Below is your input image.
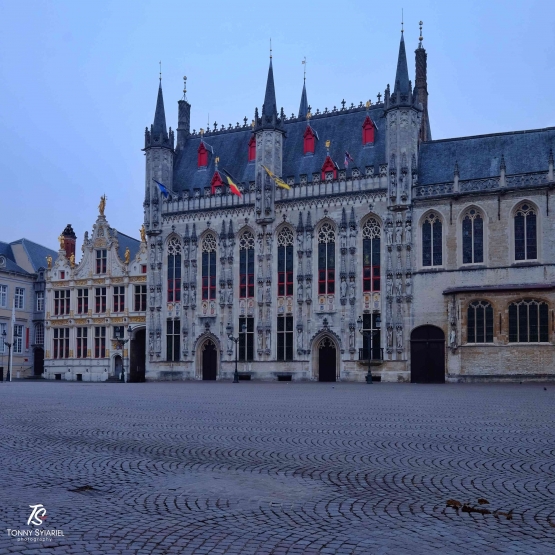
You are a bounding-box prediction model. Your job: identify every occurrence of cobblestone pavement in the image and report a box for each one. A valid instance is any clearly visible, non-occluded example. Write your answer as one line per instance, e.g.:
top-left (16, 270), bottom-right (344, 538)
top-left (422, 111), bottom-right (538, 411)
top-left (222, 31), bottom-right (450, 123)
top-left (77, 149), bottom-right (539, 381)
top-left (0, 382), bottom-right (554, 554)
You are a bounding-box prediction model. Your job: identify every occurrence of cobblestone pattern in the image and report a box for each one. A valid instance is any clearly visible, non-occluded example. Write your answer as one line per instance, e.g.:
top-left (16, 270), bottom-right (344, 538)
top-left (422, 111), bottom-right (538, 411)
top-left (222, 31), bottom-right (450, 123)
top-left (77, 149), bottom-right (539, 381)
top-left (0, 382), bottom-right (554, 554)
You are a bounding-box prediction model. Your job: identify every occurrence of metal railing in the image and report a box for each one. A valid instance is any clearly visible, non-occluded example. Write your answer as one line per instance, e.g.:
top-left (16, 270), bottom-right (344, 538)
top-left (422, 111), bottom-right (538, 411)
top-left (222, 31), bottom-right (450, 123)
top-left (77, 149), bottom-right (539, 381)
top-left (358, 347), bottom-right (384, 362)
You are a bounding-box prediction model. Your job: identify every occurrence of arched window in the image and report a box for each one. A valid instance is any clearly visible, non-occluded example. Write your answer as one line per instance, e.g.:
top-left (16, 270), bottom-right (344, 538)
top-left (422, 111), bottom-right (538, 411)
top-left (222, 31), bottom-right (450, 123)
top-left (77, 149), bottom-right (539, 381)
top-left (422, 213), bottom-right (442, 267)
top-left (198, 142), bottom-right (208, 168)
top-left (514, 203), bottom-right (537, 260)
top-left (467, 301), bottom-right (493, 343)
top-left (362, 116), bottom-right (375, 145)
top-left (167, 237), bottom-right (182, 302)
top-left (239, 231), bottom-right (255, 298)
top-left (201, 234), bottom-right (217, 300)
top-left (509, 299), bottom-right (549, 342)
top-left (462, 208), bottom-right (484, 264)
top-left (303, 126), bottom-right (315, 155)
top-left (362, 218), bottom-right (381, 292)
top-left (248, 136), bottom-right (256, 162)
top-left (277, 228), bottom-right (294, 296)
top-left (318, 223), bottom-right (336, 295)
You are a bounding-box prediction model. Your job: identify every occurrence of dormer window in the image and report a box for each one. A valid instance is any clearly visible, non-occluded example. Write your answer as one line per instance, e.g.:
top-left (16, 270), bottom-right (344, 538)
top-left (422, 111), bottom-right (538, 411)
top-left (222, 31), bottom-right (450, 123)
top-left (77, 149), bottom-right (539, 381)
top-left (198, 142), bottom-right (208, 168)
top-left (210, 171), bottom-right (223, 194)
top-left (303, 126), bottom-right (315, 155)
top-left (321, 156), bottom-right (337, 181)
top-left (248, 136), bottom-right (256, 162)
top-left (362, 116), bottom-right (375, 145)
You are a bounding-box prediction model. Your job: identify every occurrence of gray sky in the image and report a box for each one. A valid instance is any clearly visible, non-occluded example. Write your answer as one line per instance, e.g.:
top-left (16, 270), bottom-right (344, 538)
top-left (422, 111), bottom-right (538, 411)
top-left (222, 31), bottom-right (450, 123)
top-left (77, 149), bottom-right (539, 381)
top-left (1, 0), bottom-right (554, 254)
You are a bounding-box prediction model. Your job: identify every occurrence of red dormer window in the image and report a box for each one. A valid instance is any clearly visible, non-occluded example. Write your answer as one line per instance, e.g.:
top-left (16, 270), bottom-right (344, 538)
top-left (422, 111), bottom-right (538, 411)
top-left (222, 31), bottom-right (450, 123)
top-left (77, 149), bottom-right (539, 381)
top-left (248, 136), bottom-right (256, 162)
top-left (362, 116), bottom-right (375, 145)
top-left (321, 156), bottom-right (337, 181)
top-left (198, 142), bottom-right (208, 167)
top-left (210, 171), bottom-right (223, 194)
top-left (303, 126), bottom-right (315, 155)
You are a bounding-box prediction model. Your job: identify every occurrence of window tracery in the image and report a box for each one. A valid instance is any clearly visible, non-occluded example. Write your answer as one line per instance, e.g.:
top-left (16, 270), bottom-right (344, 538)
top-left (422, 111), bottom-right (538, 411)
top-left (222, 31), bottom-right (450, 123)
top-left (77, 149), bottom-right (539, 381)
top-left (362, 218), bottom-right (381, 292)
top-left (514, 203), bottom-right (537, 261)
top-left (467, 300), bottom-right (493, 343)
top-left (422, 212), bottom-right (442, 267)
top-left (508, 299), bottom-right (548, 342)
top-left (462, 208), bottom-right (484, 264)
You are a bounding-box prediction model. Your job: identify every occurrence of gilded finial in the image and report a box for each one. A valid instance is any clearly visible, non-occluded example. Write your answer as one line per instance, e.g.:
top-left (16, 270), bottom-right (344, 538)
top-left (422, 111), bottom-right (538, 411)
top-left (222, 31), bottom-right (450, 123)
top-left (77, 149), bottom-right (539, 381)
top-left (270, 38), bottom-right (272, 59)
top-left (58, 235), bottom-right (64, 250)
top-left (200, 128), bottom-right (204, 137)
top-left (419, 20), bottom-right (423, 43)
top-left (140, 225), bottom-right (146, 243)
top-left (124, 247), bottom-right (130, 265)
top-left (251, 119), bottom-right (255, 129)
top-left (215, 156), bottom-right (220, 167)
top-left (401, 8), bottom-right (404, 34)
top-left (306, 110), bottom-right (312, 121)
top-left (366, 100), bottom-right (371, 109)
top-left (98, 194), bottom-right (107, 216)
top-left (69, 253), bottom-right (75, 269)
top-left (159, 61), bottom-right (162, 83)
top-left (302, 57), bottom-right (306, 82)
top-left (46, 255), bottom-right (52, 269)
top-left (325, 140), bottom-right (330, 154)
top-left (183, 75), bottom-right (187, 99)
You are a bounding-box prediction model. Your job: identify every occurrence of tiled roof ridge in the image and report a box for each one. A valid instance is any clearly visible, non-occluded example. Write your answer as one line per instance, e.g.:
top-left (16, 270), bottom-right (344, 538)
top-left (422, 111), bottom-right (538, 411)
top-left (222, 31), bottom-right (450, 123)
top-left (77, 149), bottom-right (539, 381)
top-left (188, 103), bottom-right (385, 139)
top-left (425, 126), bottom-right (555, 145)
top-left (112, 230), bottom-right (141, 243)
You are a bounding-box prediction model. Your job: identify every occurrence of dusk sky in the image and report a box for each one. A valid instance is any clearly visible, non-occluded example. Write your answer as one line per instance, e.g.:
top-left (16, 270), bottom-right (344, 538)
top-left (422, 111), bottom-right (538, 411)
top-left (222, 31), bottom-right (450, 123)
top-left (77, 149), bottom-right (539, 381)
top-left (1, 0), bottom-right (554, 254)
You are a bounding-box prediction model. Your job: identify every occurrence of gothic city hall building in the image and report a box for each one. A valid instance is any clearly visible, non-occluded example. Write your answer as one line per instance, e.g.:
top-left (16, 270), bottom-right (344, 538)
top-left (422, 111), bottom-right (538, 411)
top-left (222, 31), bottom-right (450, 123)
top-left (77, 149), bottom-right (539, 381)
top-left (143, 31), bottom-right (555, 383)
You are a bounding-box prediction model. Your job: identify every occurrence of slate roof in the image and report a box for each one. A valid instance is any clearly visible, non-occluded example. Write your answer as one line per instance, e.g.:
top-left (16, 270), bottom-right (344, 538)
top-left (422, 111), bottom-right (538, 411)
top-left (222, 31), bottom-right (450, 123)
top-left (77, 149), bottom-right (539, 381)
top-left (0, 239), bottom-right (56, 275)
top-left (112, 232), bottom-right (141, 262)
top-left (419, 127), bottom-right (555, 185)
top-left (173, 106), bottom-right (386, 193)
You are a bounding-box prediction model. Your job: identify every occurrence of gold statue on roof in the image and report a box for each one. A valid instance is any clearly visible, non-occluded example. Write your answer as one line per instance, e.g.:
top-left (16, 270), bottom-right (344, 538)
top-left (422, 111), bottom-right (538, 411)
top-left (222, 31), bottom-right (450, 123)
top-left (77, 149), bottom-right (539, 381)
top-left (99, 195), bottom-right (107, 216)
top-left (124, 247), bottom-right (131, 264)
top-left (69, 253), bottom-right (75, 269)
top-left (58, 235), bottom-right (65, 250)
top-left (46, 255), bottom-right (52, 269)
top-left (140, 225), bottom-right (146, 243)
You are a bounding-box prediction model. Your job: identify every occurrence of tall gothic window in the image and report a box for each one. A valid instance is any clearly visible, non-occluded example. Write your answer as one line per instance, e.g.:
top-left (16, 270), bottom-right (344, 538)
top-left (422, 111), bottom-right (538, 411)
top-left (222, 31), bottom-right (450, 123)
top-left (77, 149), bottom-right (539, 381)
top-left (514, 204), bottom-right (537, 261)
top-left (277, 228), bottom-right (294, 296)
top-left (166, 319), bottom-right (180, 361)
top-left (239, 316), bottom-right (254, 361)
top-left (509, 299), bottom-right (548, 343)
top-left (362, 218), bottom-right (381, 292)
top-left (167, 237), bottom-right (182, 303)
top-left (467, 301), bottom-right (493, 343)
top-left (202, 234), bottom-right (217, 300)
top-left (422, 213), bottom-right (442, 267)
top-left (239, 231), bottom-right (255, 298)
top-left (318, 223), bottom-right (336, 294)
top-left (462, 209), bottom-right (484, 264)
top-left (34, 323), bottom-right (44, 346)
top-left (277, 315), bottom-right (294, 361)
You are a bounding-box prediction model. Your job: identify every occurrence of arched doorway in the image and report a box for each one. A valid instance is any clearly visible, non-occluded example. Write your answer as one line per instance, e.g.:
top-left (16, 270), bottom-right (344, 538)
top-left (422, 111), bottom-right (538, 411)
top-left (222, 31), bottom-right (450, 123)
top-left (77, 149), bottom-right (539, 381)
top-left (33, 348), bottom-right (44, 376)
top-left (202, 340), bottom-right (217, 381)
top-left (410, 326), bottom-right (445, 383)
top-left (114, 355), bottom-right (123, 380)
top-left (318, 337), bottom-right (337, 382)
top-left (129, 329), bottom-right (146, 382)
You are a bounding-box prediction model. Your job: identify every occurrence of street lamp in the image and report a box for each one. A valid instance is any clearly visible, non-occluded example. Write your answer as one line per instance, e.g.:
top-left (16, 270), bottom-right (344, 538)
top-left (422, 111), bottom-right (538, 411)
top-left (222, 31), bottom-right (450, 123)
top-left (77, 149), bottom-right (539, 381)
top-left (357, 314), bottom-right (381, 384)
top-left (226, 322), bottom-right (246, 384)
top-left (1, 329), bottom-right (6, 382)
top-left (4, 337), bottom-right (12, 382)
top-left (112, 325), bottom-right (132, 382)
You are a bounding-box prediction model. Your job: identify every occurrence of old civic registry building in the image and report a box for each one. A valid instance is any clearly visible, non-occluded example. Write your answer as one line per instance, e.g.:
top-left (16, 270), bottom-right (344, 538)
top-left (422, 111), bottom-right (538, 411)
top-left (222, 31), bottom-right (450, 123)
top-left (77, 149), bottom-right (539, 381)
top-left (142, 28), bottom-right (555, 383)
top-left (44, 202), bottom-right (148, 382)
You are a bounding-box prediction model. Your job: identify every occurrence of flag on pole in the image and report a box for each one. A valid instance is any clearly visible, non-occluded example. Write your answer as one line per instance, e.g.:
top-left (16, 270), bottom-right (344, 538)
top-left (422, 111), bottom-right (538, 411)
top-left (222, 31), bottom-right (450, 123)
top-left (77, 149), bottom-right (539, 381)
top-left (221, 170), bottom-right (242, 197)
top-left (262, 165), bottom-right (290, 190)
top-left (344, 151), bottom-right (354, 168)
top-left (152, 178), bottom-right (170, 198)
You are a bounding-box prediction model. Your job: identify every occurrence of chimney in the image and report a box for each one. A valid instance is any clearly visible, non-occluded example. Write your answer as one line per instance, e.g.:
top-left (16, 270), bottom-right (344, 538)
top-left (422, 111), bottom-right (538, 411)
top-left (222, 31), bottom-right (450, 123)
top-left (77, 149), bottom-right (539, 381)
top-left (62, 224), bottom-right (77, 259)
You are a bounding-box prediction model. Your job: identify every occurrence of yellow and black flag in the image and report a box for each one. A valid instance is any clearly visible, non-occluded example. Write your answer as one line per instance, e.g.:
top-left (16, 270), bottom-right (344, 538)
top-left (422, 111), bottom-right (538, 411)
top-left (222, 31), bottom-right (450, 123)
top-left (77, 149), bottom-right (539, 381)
top-left (262, 165), bottom-right (290, 190)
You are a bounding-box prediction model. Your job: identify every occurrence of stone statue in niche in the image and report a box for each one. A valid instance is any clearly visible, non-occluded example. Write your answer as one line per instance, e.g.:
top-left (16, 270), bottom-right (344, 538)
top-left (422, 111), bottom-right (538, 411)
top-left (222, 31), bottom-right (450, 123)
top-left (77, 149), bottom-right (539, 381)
top-left (183, 242), bottom-right (189, 260)
top-left (297, 233), bottom-right (304, 251)
top-left (227, 335), bottom-right (234, 353)
top-left (395, 273), bottom-right (402, 296)
top-left (265, 189), bottom-right (272, 212)
top-left (265, 329), bottom-right (271, 350)
top-left (386, 275), bottom-right (393, 296)
top-left (227, 288), bottom-right (233, 305)
top-left (257, 331), bottom-right (263, 351)
top-left (190, 288), bottom-right (196, 306)
top-left (449, 328), bottom-right (457, 349)
top-left (386, 326), bottom-right (393, 347)
top-left (395, 326), bottom-right (403, 349)
top-left (386, 221), bottom-right (393, 246)
top-left (183, 289), bottom-right (189, 305)
top-left (219, 289), bottom-right (225, 305)
top-left (306, 280), bottom-right (312, 300)
top-left (395, 222), bottom-right (403, 245)
top-left (257, 286), bottom-right (264, 303)
top-left (349, 228), bottom-right (356, 249)
top-left (297, 328), bottom-right (303, 350)
top-left (340, 279), bottom-right (347, 299)
top-left (340, 228), bottom-right (347, 249)
top-left (405, 221), bottom-right (412, 244)
top-left (348, 280), bottom-right (355, 301)
top-left (297, 282), bottom-right (304, 302)
top-left (264, 284), bottom-right (270, 303)
top-left (191, 241), bottom-right (197, 261)
top-left (148, 334), bottom-right (154, 353)
top-left (349, 328), bottom-right (355, 348)
top-left (405, 276), bottom-right (412, 296)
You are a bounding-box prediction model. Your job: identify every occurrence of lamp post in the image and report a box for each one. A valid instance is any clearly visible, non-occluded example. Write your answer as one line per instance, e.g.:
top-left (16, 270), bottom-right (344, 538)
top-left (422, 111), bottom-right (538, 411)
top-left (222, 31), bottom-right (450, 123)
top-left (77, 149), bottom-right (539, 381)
top-left (5, 339), bottom-right (12, 383)
top-left (113, 325), bottom-right (132, 382)
top-left (357, 314), bottom-right (381, 384)
top-left (226, 322), bottom-right (246, 384)
top-left (1, 329), bottom-right (6, 382)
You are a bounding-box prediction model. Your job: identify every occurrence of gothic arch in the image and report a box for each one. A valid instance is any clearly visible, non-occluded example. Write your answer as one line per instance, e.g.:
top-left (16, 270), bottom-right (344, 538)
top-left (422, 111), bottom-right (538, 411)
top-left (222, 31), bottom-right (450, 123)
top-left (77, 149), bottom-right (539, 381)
top-left (510, 199), bottom-right (541, 261)
top-left (237, 224), bottom-right (256, 241)
top-left (165, 232), bottom-right (182, 247)
top-left (193, 331), bottom-right (222, 379)
top-left (198, 229), bottom-right (219, 247)
top-left (274, 222), bottom-right (295, 238)
top-left (315, 217), bottom-right (337, 235)
top-left (360, 212), bottom-right (383, 228)
top-left (457, 204), bottom-right (488, 266)
top-left (418, 210), bottom-right (445, 269)
top-left (309, 329), bottom-right (342, 381)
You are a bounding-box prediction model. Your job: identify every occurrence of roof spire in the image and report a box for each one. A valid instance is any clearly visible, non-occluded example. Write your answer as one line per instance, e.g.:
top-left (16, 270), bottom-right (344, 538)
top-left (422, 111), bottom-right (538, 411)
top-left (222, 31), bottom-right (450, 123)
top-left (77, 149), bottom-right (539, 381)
top-left (401, 8), bottom-right (404, 34)
top-left (151, 79), bottom-right (168, 141)
top-left (257, 53), bottom-right (282, 130)
top-left (418, 20), bottom-right (423, 47)
top-left (298, 58), bottom-right (309, 118)
top-left (393, 29), bottom-right (410, 94)
top-left (159, 60), bottom-right (162, 83)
